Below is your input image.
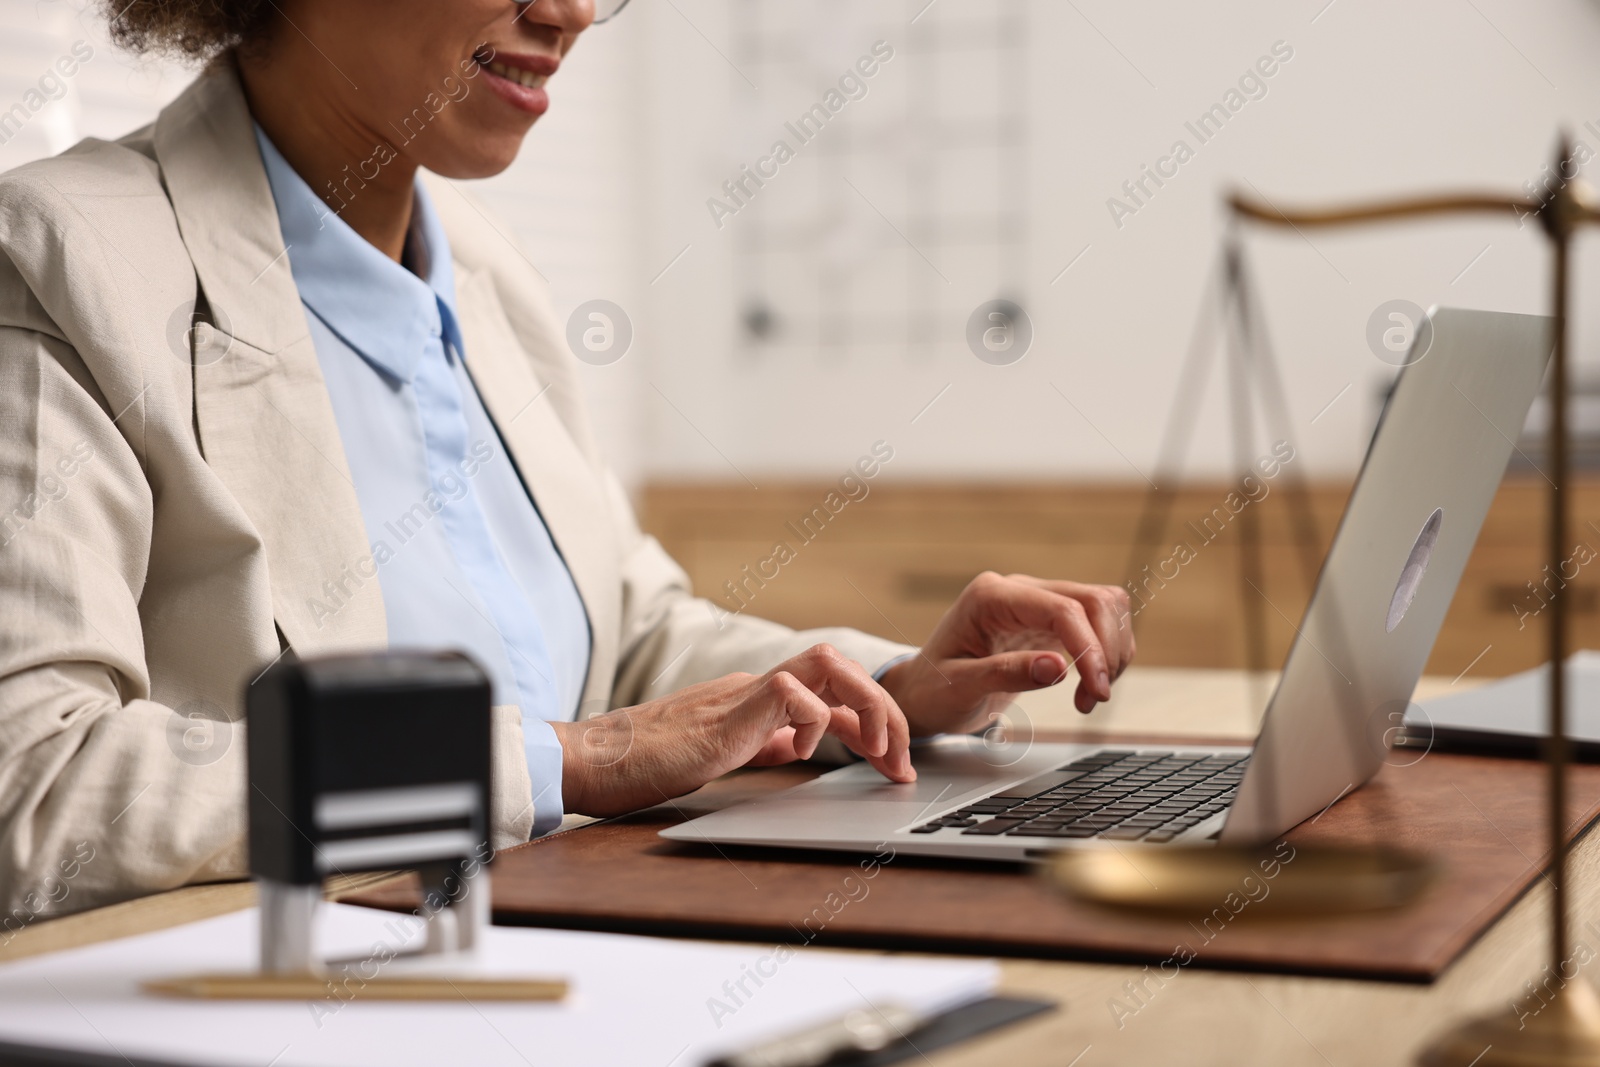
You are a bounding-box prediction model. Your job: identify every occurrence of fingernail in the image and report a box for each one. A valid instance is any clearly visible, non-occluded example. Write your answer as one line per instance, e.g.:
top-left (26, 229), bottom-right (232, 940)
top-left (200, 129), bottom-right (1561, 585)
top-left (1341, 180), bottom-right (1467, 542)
top-left (1031, 656), bottom-right (1061, 685)
top-left (1097, 671), bottom-right (1111, 698)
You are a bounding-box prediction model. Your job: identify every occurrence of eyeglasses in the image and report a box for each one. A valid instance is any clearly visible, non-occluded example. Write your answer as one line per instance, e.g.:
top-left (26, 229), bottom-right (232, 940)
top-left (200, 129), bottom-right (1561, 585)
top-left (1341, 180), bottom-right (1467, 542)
top-left (515, 0), bottom-right (633, 25)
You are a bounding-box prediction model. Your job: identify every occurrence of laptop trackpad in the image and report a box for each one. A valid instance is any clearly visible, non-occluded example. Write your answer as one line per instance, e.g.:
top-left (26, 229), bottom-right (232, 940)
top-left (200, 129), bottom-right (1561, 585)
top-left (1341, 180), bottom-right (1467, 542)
top-left (801, 738), bottom-right (1065, 800)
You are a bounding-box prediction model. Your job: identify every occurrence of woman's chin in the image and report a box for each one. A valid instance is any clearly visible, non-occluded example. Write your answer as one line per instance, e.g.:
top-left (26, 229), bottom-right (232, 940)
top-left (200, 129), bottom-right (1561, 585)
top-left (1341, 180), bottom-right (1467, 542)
top-left (416, 140), bottom-right (527, 181)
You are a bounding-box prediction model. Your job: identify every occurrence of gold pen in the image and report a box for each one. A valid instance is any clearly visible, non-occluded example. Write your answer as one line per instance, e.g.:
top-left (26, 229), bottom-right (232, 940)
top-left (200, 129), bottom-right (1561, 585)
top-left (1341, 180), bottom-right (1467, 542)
top-left (143, 972), bottom-right (568, 1001)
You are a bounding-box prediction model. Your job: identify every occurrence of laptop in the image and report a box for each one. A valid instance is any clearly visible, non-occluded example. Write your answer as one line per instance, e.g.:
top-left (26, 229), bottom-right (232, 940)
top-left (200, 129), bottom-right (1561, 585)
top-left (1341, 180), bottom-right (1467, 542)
top-left (662, 308), bottom-right (1553, 860)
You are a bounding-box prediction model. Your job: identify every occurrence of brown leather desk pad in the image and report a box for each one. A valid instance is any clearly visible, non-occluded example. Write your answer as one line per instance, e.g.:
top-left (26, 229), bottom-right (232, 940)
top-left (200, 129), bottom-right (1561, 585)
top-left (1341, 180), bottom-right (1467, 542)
top-left (348, 739), bottom-right (1600, 983)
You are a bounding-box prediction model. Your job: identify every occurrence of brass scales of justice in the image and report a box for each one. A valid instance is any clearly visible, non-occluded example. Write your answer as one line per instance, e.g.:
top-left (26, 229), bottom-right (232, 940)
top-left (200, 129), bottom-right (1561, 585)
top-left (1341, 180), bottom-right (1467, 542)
top-left (1046, 136), bottom-right (1600, 1066)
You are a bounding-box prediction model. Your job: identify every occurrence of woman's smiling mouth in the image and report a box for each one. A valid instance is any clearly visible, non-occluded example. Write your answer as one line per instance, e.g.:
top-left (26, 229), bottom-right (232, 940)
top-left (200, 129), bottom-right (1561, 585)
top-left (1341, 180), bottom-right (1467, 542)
top-left (484, 60), bottom-right (547, 89)
top-left (474, 47), bottom-right (558, 115)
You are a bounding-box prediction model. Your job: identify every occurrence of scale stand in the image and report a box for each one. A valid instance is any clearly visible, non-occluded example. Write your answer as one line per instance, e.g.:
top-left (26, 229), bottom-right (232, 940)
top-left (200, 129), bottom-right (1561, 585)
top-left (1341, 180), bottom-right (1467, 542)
top-left (1122, 232), bottom-right (1324, 699)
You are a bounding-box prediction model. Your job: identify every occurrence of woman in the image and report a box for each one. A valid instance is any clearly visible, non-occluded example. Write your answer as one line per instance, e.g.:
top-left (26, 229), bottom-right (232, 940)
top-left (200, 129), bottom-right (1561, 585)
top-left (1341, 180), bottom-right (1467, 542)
top-left (0, 0), bottom-right (1133, 916)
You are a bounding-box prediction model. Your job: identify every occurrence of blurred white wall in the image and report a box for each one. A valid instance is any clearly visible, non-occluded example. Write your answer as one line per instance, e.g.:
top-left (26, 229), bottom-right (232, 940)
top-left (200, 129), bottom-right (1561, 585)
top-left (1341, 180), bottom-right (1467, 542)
top-left (8, 0), bottom-right (1600, 488)
top-left (619, 0), bottom-right (1600, 486)
top-left (0, 0), bottom-right (187, 165)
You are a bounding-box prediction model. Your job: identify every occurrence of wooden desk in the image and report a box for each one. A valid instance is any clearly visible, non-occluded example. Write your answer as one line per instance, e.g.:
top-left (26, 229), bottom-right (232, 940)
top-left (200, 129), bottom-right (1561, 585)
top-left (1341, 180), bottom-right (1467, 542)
top-left (3, 668), bottom-right (1576, 1067)
top-left (642, 479), bottom-right (1600, 678)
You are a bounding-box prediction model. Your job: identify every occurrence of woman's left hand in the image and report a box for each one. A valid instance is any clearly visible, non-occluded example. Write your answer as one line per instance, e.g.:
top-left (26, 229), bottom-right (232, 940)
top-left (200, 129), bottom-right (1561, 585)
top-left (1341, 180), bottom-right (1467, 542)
top-left (877, 571), bottom-right (1135, 736)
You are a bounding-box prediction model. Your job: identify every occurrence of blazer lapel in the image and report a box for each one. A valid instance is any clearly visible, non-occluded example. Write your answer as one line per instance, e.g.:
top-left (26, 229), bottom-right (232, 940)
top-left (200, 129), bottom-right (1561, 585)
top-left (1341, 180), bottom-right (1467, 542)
top-left (449, 263), bottom-right (621, 710)
top-left (151, 63), bottom-right (386, 655)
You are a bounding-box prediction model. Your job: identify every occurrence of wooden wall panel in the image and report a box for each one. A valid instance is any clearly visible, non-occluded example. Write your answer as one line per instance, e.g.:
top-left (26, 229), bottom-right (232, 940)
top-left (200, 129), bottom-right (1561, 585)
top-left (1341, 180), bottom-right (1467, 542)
top-left (639, 479), bottom-right (1600, 680)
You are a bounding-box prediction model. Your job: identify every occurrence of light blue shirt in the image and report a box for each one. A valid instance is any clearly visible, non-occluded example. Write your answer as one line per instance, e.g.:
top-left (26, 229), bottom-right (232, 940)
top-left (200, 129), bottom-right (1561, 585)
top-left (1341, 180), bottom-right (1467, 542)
top-left (255, 128), bottom-right (590, 837)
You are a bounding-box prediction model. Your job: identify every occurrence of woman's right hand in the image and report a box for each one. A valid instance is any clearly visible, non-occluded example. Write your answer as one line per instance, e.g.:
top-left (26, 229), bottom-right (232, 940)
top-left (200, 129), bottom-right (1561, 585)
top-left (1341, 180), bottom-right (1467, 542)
top-left (550, 644), bottom-right (916, 818)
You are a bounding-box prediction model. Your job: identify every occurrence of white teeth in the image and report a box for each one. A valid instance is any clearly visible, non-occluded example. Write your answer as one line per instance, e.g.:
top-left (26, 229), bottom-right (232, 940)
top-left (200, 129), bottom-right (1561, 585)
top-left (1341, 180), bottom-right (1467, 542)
top-left (485, 61), bottom-right (546, 89)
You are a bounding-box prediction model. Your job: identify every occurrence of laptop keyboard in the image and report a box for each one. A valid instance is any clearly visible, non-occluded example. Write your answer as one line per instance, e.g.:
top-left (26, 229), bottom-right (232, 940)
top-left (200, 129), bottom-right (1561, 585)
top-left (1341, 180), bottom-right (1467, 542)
top-left (908, 750), bottom-right (1249, 844)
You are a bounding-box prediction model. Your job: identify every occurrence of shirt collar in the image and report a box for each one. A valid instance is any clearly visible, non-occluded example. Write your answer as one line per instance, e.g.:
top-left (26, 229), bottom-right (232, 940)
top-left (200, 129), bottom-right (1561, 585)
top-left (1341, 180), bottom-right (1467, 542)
top-left (253, 124), bottom-right (465, 382)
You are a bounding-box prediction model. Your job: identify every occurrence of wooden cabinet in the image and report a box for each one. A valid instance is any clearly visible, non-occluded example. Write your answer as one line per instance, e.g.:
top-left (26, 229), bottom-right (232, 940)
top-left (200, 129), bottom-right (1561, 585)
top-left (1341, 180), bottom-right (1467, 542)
top-left (639, 479), bottom-right (1600, 681)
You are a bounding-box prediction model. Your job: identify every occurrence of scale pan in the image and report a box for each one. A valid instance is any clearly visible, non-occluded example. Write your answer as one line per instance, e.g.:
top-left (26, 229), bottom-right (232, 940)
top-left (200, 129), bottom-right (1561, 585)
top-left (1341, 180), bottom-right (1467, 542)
top-left (1047, 844), bottom-right (1438, 916)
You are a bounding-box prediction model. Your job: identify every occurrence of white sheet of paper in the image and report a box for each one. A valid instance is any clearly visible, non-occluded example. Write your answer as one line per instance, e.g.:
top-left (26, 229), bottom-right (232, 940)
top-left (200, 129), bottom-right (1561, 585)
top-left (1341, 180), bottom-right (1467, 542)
top-left (0, 903), bottom-right (996, 1066)
top-left (1409, 650), bottom-right (1600, 739)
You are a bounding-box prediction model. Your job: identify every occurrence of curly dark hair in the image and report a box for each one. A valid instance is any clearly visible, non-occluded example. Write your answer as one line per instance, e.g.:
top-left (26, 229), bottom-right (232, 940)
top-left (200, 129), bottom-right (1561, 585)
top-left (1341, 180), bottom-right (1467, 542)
top-left (100, 0), bottom-right (274, 60)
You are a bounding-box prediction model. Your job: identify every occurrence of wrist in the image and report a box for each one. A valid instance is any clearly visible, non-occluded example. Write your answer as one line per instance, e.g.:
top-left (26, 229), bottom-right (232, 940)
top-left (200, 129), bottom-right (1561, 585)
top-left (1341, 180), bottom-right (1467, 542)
top-left (549, 720), bottom-right (594, 815)
top-left (877, 658), bottom-right (912, 700)
top-left (877, 657), bottom-right (934, 736)
top-left (552, 710), bottom-right (659, 818)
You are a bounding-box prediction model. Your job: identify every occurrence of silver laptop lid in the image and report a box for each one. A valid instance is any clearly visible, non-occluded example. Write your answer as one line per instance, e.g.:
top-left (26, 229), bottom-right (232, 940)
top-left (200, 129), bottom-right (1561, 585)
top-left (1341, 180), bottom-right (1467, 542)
top-left (1220, 307), bottom-right (1553, 843)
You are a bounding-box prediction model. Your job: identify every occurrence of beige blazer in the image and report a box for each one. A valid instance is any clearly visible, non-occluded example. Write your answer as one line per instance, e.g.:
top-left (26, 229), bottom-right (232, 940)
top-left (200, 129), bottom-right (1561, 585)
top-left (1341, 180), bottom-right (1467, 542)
top-left (0, 62), bottom-right (909, 917)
